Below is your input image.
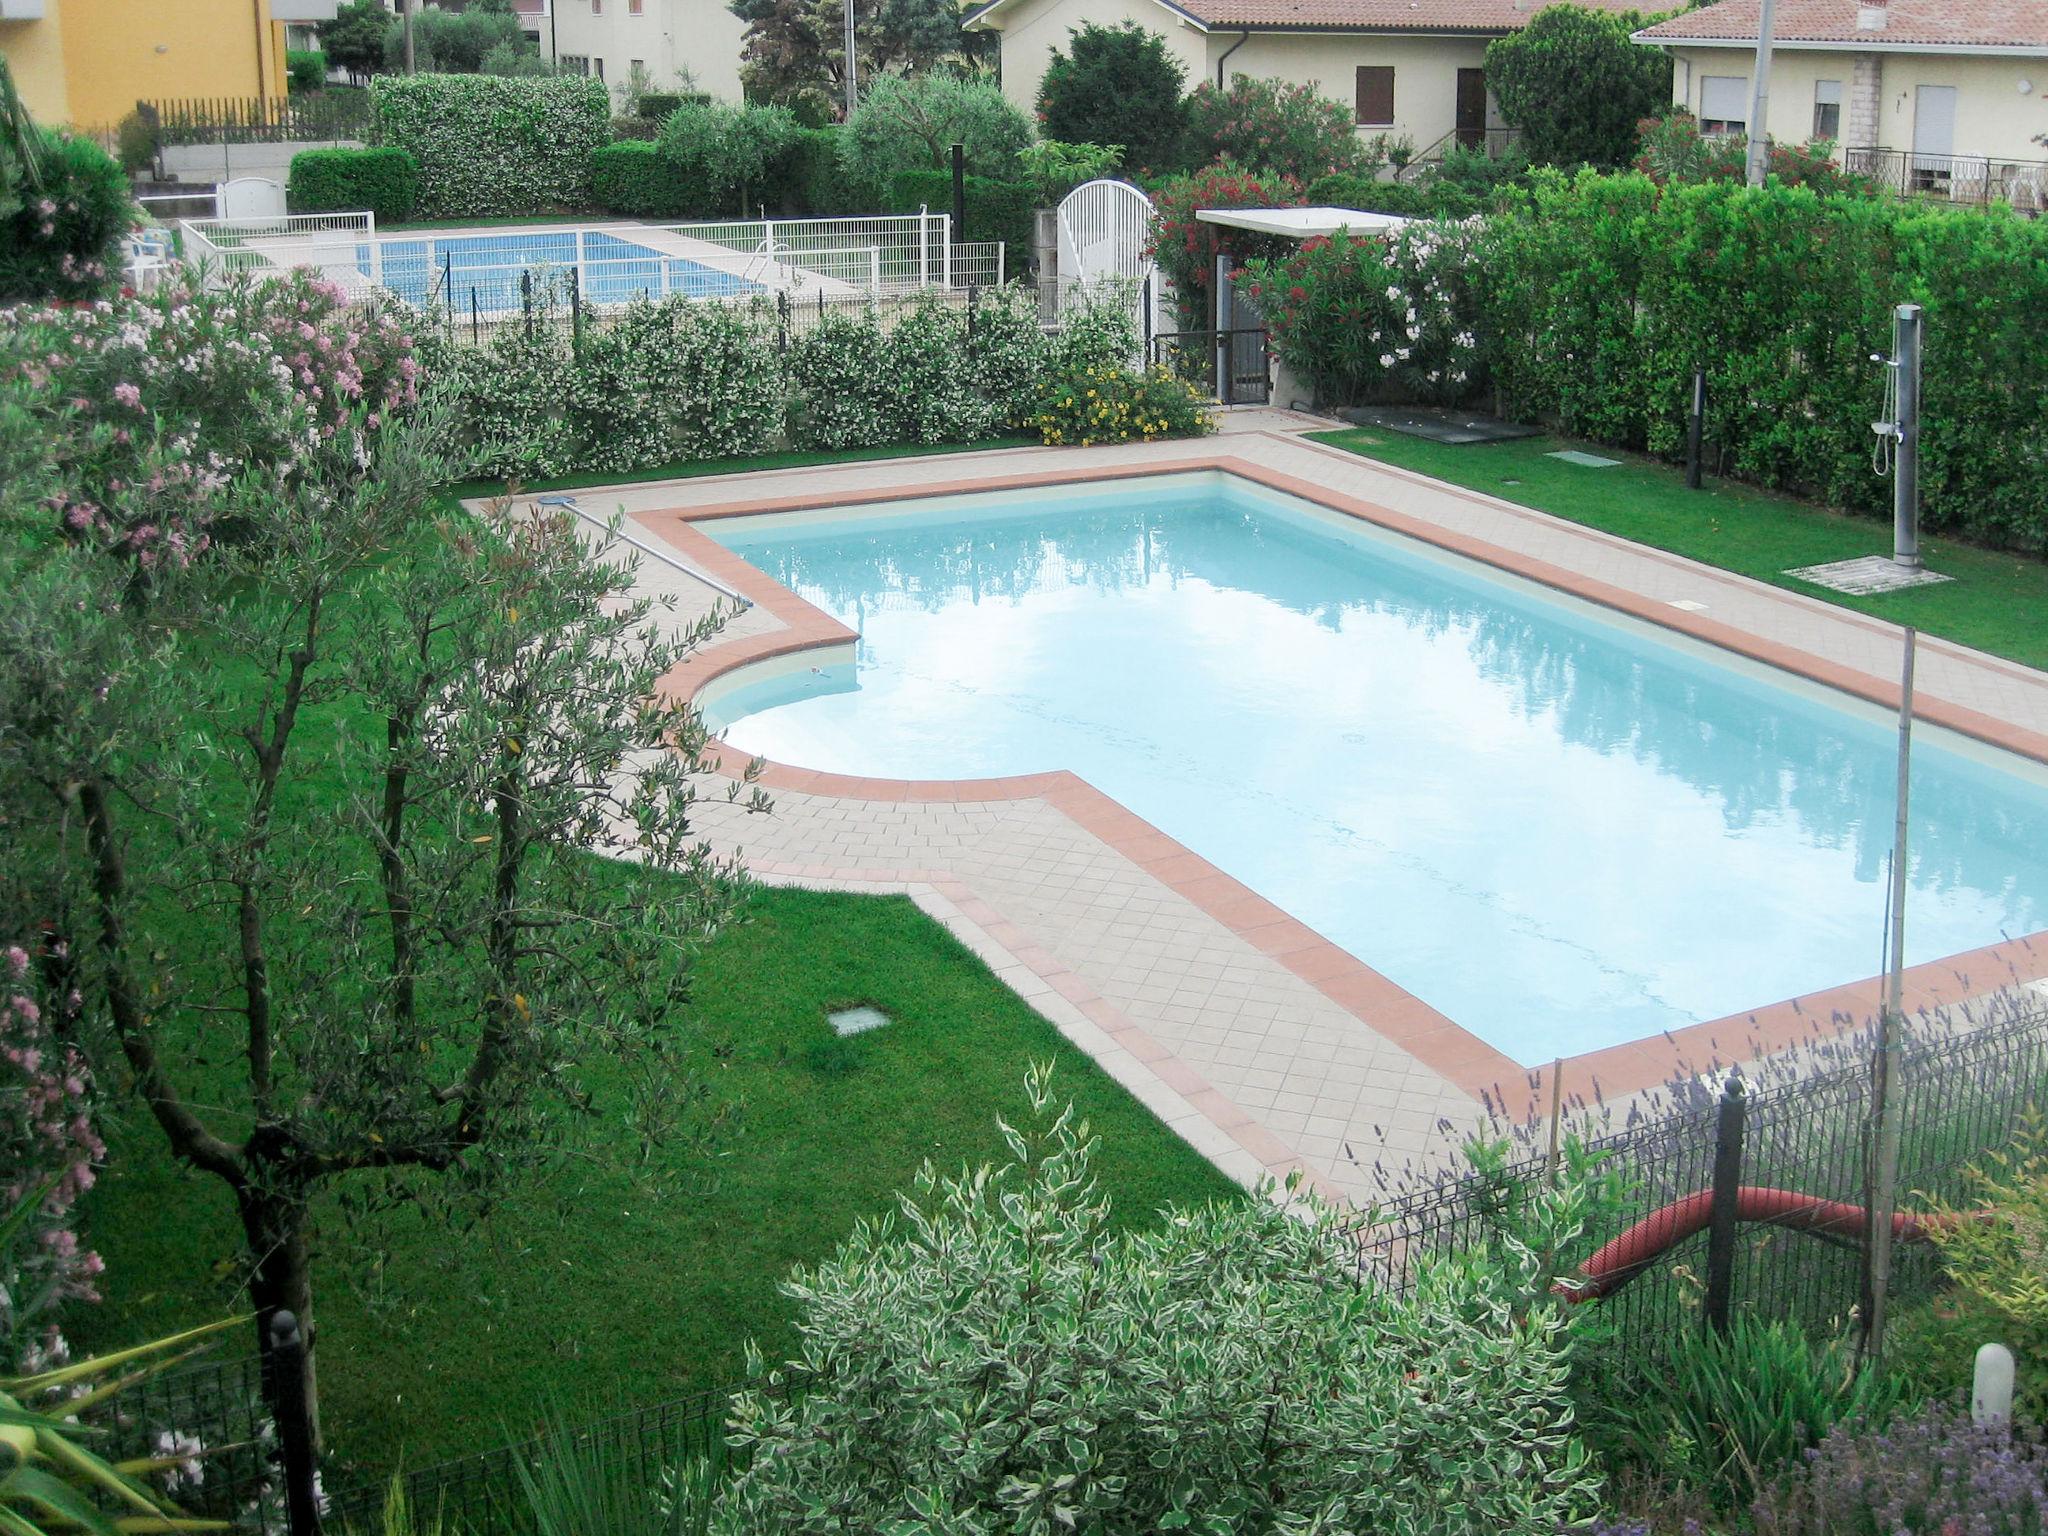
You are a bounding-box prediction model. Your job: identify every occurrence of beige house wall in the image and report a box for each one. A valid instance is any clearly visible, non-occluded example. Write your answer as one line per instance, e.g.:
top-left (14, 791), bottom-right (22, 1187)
top-left (549, 0), bottom-right (746, 103)
top-left (990, 0), bottom-right (1207, 117)
top-left (1664, 43), bottom-right (2048, 163)
top-left (1217, 31), bottom-right (1500, 152)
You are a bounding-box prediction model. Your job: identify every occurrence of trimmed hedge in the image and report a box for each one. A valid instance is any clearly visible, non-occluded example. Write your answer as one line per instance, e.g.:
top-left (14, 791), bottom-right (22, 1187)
top-left (589, 140), bottom-right (700, 218)
top-left (286, 49), bottom-right (327, 93)
top-left (371, 73), bottom-right (610, 218)
top-left (886, 170), bottom-right (1034, 269)
top-left (287, 146), bottom-right (420, 223)
top-left (762, 126), bottom-right (858, 215)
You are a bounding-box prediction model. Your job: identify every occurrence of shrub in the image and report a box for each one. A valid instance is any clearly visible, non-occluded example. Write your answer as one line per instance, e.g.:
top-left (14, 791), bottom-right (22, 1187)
top-left (114, 111), bottom-right (160, 173)
top-left (1586, 1318), bottom-right (1911, 1507)
top-left (1485, 4), bottom-right (1670, 169)
top-left (1635, 109), bottom-right (1876, 196)
top-left (658, 97), bottom-right (798, 218)
top-left (479, 39), bottom-right (553, 77)
top-left (1246, 219), bottom-right (1484, 407)
top-left (286, 48), bottom-right (327, 93)
top-left (1315, 144), bottom-right (1531, 219)
top-left (589, 139), bottom-right (697, 218)
top-left (883, 293), bottom-right (1001, 443)
top-left (1752, 1403), bottom-right (2048, 1535)
top-left (1037, 23), bottom-right (1189, 175)
top-left (842, 69), bottom-right (1033, 189)
top-left (608, 114), bottom-right (661, 142)
top-left (761, 125), bottom-right (851, 215)
top-left (372, 73), bottom-right (610, 218)
top-left (1016, 139), bottom-right (1123, 204)
top-left (287, 145), bottom-right (421, 222)
top-left (784, 307), bottom-right (896, 451)
top-left (638, 90), bottom-right (698, 121)
top-left (962, 283), bottom-right (1050, 428)
top-left (380, 1), bottom-right (533, 73)
top-left (1148, 160), bottom-right (1305, 325)
top-left (715, 1069), bottom-right (1603, 1532)
top-left (1031, 361), bottom-right (1213, 445)
top-left (885, 168), bottom-right (1033, 257)
top-left (0, 130), bottom-right (132, 303)
top-left (1185, 75), bottom-right (1361, 182)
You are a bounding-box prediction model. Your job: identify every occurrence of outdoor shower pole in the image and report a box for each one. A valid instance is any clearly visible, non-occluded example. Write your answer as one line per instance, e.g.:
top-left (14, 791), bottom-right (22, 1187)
top-left (1892, 303), bottom-right (1923, 570)
top-left (1865, 626), bottom-right (1917, 1368)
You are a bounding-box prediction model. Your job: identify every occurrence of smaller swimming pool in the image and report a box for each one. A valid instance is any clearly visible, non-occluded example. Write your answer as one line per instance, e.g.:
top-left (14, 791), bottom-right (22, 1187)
top-left (358, 229), bottom-right (760, 310)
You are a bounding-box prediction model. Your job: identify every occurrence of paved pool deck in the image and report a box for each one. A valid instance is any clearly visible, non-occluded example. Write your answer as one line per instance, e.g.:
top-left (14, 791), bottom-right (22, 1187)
top-left (480, 413), bottom-right (2048, 1203)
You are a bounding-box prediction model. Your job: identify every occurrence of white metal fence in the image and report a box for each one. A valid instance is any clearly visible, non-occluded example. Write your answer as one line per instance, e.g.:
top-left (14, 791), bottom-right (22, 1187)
top-left (177, 211), bottom-right (1005, 321)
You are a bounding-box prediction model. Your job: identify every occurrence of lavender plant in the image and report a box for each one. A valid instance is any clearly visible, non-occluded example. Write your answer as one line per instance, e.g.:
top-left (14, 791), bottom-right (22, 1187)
top-left (1753, 1402), bottom-right (2048, 1535)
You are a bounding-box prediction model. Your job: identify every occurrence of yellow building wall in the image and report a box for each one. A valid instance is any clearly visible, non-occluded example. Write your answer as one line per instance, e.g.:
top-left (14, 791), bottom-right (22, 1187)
top-left (988, 0), bottom-right (1208, 120)
top-left (1, 4), bottom-right (72, 124)
top-left (1, 0), bottom-right (290, 130)
top-left (1667, 44), bottom-right (2048, 164)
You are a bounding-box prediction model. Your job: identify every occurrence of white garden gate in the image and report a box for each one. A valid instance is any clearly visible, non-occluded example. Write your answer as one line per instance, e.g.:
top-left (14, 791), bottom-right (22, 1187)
top-left (1054, 178), bottom-right (1156, 289)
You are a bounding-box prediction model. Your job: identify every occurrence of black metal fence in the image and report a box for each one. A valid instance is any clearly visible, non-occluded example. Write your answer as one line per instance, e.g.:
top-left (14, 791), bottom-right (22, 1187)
top-left (1362, 994), bottom-right (2048, 1348)
top-left (140, 94), bottom-right (373, 147)
top-left (1843, 147), bottom-right (2048, 212)
top-left (92, 1344), bottom-right (282, 1528)
top-left (1150, 329), bottom-right (1271, 405)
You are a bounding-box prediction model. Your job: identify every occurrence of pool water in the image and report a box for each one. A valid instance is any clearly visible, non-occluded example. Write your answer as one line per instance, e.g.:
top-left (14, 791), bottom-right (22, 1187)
top-left (704, 473), bottom-right (2048, 1065)
top-left (358, 230), bottom-right (759, 309)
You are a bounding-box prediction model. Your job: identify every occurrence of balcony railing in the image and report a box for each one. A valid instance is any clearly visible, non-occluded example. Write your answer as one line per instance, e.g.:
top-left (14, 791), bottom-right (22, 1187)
top-left (1844, 146), bottom-right (2048, 211)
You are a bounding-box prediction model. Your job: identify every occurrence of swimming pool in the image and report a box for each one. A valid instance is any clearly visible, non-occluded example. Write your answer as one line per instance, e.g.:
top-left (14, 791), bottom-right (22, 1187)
top-left (701, 471), bottom-right (2048, 1066)
top-left (358, 229), bottom-right (759, 310)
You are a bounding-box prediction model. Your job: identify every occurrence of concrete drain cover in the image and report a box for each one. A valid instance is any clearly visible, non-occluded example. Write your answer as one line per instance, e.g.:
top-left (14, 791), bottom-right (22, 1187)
top-left (1546, 449), bottom-right (1623, 468)
top-left (827, 1006), bottom-right (892, 1037)
top-left (1785, 555), bottom-right (1952, 595)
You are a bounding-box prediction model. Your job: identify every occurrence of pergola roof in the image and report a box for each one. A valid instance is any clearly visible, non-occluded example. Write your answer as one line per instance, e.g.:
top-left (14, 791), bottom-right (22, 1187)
top-left (1193, 206), bottom-right (1412, 238)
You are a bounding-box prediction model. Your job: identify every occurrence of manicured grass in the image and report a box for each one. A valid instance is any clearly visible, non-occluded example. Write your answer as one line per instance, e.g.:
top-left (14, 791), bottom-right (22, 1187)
top-left (446, 436), bottom-right (1038, 503)
top-left (75, 887), bottom-right (1236, 1474)
top-left (1310, 429), bottom-right (2048, 671)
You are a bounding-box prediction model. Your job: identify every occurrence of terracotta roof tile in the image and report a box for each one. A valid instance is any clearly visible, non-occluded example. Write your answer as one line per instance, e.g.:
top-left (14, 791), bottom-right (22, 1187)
top-left (1634, 0), bottom-right (2048, 50)
top-left (1179, 0), bottom-right (1640, 27)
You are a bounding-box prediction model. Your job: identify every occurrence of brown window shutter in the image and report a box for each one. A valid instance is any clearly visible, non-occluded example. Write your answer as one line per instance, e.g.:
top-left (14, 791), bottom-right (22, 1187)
top-left (1355, 66), bottom-right (1394, 126)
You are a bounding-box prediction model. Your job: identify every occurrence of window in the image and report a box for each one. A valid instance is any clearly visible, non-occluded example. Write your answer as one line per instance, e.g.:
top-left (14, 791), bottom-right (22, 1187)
top-left (590, 0), bottom-right (601, 11)
top-left (630, 57), bottom-right (644, 71)
top-left (1700, 75), bottom-right (1749, 135)
top-left (1355, 66), bottom-right (1394, 127)
top-left (559, 53), bottom-right (589, 73)
top-left (1813, 79), bottom-right (1842, 139)
top-left (593, 55), bottom-right (604, 79)
top-left (629, 0), bottom-right (643, 12)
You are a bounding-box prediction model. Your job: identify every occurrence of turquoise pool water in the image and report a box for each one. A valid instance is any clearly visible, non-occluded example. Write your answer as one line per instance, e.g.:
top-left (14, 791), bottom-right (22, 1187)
top-left (704, 472), bottom-right (2048, 1065)
top-left (358, 230), bottom-right (758, 310)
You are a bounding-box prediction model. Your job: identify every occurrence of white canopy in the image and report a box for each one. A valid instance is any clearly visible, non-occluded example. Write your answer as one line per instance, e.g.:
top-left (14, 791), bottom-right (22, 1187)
top-left (1193, 206), bottom-right (1411, 239)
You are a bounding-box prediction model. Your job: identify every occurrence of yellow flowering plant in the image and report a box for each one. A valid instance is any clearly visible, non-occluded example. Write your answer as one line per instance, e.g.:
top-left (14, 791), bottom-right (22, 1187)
top-left (1029, 363), bottom-right (1216, 448)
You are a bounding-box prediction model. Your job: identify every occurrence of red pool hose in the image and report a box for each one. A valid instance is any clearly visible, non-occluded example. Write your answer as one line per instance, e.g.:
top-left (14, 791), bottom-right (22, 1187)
top-left (1559, 1186), bottom-right (1964, 1303)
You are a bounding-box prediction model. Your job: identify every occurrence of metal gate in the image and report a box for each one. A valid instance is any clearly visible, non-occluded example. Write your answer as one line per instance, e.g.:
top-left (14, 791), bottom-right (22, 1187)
top-left (1150, 328), bottom-right (1270, 405)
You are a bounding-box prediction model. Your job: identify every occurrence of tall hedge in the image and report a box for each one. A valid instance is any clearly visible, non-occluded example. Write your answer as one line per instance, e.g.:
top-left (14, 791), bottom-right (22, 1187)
top-left (886, 169), bottom-right (1034, 270)
top-left (589, 140), bottom-right (700, 219)
top-left (371, 73), bottom-right (609, 219)
top-left (287, 146), bottom-right (420, 222)
top-left (1479, 170), bottom-right (2048, 546)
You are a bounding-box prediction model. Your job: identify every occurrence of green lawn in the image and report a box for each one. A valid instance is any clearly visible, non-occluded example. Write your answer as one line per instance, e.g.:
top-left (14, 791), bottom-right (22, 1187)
top-left (1310, 429), bottom-right (2048, 671)
top-left (75, 888), bottom-right (1236, 1474)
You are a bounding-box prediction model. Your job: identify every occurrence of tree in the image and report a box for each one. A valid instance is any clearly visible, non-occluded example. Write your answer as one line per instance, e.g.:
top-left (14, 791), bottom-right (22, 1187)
top-left (730, 0), bottom-right (980, 120)
top-left (380, 2), bottom-right (536, 73)
top-left (842, 69), bottom-right (1031, 185)
top-left (716, 1069), bottom-right (1607, 1532)
top-left (1036, 22), bottom-right (1188, 174)
top-left (319, 0), bottom-right (390, 79)
top-left (1185, 75), bottom-right (1361, 182)
top-left (0, 285), bottom-right (763, 1442)
top-left (1485, 4), bottom-right (1670, 169)
top-left (660, 98), bottom-right (799, 214)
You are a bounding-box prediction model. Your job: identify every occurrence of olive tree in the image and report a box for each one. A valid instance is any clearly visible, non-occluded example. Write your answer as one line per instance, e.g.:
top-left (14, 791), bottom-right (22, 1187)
top-left (716, 1067), bottom-right (1607, 1532)
top-left (0, 395), bottom-right (764, 1441)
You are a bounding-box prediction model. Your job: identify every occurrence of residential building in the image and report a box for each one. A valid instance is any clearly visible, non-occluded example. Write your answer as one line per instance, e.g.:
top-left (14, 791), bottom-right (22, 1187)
top-left (1634, 0), bottom-right (2048, 204)
top-left (965, 0), bottom-right (1646, 161)
top-left (529, 0), bottom-right (745, 102)
top-left (0, 0), bottom-right (338, 127)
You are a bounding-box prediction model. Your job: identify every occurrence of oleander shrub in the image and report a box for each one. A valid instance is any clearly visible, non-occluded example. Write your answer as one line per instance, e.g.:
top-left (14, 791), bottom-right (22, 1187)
top-left (1245, 217), bottom-right (1484, 406)
top-left (1752, 1404), bottom-right (2048, 1535)
top-left (287, 145), bottom-right (421, 223)
top-left (1184, 75), bottom-right (1362, 183)
top-left (1030, 361), bottom-right (1212, 446)
top-left (0, 130), bottom-right (131, 303)
top-left (588, 139), bottom-right (697, 218)
top-left (1147, 161), bottom-right (1305, 327)
top-left (1634, 109), bottom-right (1876, 196)
top-left (715, 1069), bottom-right (1603, 1533)
top-left (287, 48), bottom-right (327, 92)
top-left (372, 73), bottom-right (611, 218)
top-left (885, 168), bottom-right (1033, 258)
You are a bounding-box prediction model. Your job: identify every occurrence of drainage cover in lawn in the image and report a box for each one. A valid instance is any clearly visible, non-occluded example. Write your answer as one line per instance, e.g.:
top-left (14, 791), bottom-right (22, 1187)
top-left (826, 1005), bottom-right (892, 1037)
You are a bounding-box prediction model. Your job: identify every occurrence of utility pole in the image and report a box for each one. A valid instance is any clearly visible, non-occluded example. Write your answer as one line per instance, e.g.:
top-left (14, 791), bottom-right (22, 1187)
top-left (1744, 0), bottom-right (1778, 186)
top-left (549, 0), bottom-right (559, 71)
top-left (402, 0), bottom-right (416, 75)
top-left (843, 0), bottom-right (858, 120)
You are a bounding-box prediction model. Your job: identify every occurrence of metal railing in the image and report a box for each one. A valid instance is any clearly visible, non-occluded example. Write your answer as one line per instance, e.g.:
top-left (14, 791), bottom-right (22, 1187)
top-left (177, 210), bottom-right (380, 292)
top-left (1844, 146), bottom-right (2048, 210)
top-left (1396, 126), bottom-right (1522, 182)
top-left (140, 93), bottom-right (373, 146)
top-left (1151, 327), bottom-right (1270, 405)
